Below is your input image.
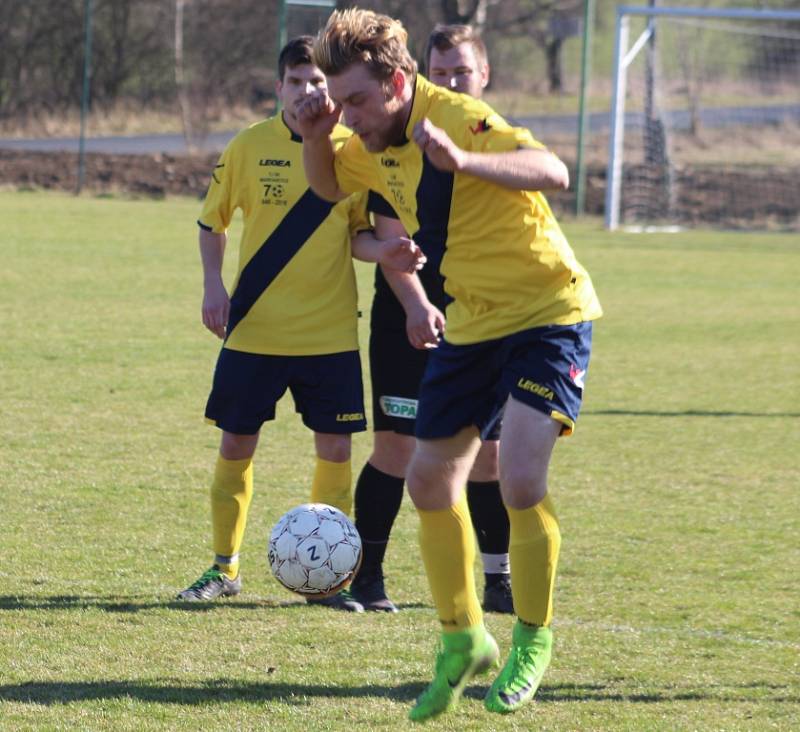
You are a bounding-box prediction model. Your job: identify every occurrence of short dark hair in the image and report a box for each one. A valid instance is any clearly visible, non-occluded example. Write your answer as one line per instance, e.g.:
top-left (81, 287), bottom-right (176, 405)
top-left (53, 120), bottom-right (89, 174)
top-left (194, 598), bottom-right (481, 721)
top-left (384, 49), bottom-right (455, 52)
top-left (278, 36), bottom-right (315, 82)
top-left (425, 24), bottom-right (488, 73)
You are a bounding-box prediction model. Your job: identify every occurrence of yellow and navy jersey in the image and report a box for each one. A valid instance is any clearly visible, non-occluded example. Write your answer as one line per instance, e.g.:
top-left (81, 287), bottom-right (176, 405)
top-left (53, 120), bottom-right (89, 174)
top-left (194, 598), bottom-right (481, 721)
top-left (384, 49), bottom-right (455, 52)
top-left (199, 115), bottom-right (369, 355)
top-left (334, 75), bottom-right (602, 345)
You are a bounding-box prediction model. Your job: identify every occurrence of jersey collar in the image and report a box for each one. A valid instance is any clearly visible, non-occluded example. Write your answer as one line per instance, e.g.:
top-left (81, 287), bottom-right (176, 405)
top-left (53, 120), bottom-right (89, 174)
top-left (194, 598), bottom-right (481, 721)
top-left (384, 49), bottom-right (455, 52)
top-left (280, 111), bottom-right (303, 142)
top-left (399, 74), bottom-right (433, 147)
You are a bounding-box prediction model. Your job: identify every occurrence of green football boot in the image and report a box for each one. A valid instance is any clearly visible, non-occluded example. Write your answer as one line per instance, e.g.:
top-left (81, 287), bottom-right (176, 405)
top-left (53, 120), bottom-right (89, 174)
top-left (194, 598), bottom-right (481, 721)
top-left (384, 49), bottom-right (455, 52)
top-left (485, 622), bottom-right (552, 713)
top-left (409, 626), bottom-right (500, 722)
top-left (176, 565), bottom-right (241, 601)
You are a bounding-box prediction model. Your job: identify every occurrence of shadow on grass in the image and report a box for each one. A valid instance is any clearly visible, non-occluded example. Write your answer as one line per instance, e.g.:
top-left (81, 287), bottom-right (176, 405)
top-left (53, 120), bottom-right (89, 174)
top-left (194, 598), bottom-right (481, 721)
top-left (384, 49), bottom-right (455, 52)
top-left (585, 409), bottom-right (800, 418)
top-left (1, 679), bottom-right (797, 706)
top-left (0, 595), bottom-right (430, 614)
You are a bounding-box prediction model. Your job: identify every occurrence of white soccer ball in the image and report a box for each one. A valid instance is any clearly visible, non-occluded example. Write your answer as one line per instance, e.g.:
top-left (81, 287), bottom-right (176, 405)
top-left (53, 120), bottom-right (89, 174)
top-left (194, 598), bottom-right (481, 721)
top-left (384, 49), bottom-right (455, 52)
top-left (268, 503), bottom-right (362, 597)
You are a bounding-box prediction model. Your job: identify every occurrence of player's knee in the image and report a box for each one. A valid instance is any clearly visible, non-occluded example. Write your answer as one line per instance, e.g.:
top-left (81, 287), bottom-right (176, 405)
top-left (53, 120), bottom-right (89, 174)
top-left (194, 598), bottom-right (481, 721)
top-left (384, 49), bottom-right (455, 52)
top-left (501, 465), bottom-right (548, 510)
top-left (219, 431), bottom-right (259, 460)
top-left (371, 432), bottom-right (415, 477)
top-left (469, 441), bottom-right (499, 481)
top-left (314, 433), bottom-right (351, 462)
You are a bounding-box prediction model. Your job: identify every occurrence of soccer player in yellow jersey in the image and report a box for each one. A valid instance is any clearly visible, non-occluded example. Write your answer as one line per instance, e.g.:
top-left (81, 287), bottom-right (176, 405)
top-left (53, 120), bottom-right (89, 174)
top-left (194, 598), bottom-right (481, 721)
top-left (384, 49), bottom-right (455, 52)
top-left (350, 25), bottom-right (514, 615)
top-left (297, 9), bottom-right (602, 718)
top-left (176, 37), bottom-right (424, 612)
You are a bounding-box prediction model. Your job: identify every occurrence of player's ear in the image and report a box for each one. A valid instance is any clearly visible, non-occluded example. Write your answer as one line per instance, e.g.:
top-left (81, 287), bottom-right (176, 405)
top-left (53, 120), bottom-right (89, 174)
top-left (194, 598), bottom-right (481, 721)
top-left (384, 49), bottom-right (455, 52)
top-left (389, 69), bottom-right (406, 99)
top-left (481, 63), bottom-right (490, 89)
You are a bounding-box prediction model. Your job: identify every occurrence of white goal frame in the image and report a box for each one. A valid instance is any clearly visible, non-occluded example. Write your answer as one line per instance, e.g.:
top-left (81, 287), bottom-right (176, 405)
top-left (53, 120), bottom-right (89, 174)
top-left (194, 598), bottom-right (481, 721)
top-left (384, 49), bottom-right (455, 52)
top-left (605, 5), bottom-right (800, 230)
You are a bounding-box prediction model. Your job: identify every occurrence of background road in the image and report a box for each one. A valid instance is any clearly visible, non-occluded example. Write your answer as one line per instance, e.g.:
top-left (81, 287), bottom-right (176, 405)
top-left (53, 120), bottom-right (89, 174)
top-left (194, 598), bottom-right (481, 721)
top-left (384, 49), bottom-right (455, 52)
top-left (1, 105), bottom-right (798, 156)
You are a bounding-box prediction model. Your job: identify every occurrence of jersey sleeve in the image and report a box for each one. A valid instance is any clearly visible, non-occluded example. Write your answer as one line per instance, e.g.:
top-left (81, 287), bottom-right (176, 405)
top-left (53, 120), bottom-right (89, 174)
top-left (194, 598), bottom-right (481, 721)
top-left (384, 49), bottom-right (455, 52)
top-left (333, 135), bottom-right (380, 195)
top-left (197, 141), bottom-right (238, 233)
top-left (367, 191), bottom-right (399, 219)
top-left (346, 191), bottom-right (372, 235)
top-left (463, 111), bottom-right (546, 154)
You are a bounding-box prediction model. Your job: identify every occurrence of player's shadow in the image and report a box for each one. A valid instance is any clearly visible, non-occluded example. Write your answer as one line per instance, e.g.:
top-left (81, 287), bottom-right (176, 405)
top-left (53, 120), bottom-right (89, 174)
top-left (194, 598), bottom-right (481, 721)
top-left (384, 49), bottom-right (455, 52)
top-left (585, 409), bottom-right (800, 418)
top-left (0, 595), bottom-right (431, 614)
top-left (0, 678), bottom-right (797, 706)
top-left (0, 594), bottom-right (280, 613)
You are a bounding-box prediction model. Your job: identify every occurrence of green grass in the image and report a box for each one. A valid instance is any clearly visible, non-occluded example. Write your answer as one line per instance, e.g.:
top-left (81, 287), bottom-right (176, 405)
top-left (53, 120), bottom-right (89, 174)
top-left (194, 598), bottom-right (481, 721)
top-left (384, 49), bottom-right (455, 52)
top-left (1, 191), bottom-right (799, 731)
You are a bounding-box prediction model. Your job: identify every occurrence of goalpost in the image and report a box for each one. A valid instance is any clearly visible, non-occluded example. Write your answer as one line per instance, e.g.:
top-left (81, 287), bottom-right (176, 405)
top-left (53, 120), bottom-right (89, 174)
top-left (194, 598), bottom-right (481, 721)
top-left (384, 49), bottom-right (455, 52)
top-left (605, 5), bottom-right (800, 231)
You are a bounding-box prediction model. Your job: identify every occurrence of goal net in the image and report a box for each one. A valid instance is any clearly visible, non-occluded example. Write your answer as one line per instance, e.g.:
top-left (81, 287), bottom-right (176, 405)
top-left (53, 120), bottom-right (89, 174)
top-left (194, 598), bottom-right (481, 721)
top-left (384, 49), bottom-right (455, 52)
top-left (605, 6), bottom-right (800, 231)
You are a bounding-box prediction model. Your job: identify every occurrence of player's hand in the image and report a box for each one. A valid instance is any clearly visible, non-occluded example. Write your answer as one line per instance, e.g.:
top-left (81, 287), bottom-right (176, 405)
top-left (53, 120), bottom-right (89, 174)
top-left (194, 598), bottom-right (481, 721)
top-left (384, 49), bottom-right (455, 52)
top-left (412, 118), bottom-right (465, 172)
top-left (378, 237), bottom-right (426, 274)
top-left (202, 278), bottom-right (230, 339)
top-left (295, 90), bottom-right (341, 141)
top-left (406, 302), bottom-right (445, 350)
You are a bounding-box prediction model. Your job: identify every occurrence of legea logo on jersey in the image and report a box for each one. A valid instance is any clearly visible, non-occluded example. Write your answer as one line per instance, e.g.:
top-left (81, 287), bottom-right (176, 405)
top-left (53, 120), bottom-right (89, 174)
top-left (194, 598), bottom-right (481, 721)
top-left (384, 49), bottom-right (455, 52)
top-left (381, 157), bottom-right (400, 168)
top-left (259, 159), bottom-right (291, 167)
top-left (379, 396), bottom-right (417, 419)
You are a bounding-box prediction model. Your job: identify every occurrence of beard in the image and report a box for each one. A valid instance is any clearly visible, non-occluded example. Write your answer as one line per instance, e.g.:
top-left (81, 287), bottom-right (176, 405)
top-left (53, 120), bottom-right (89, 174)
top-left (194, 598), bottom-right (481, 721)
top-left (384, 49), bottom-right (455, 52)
top-left (359, 100), bottom-right (408, 152)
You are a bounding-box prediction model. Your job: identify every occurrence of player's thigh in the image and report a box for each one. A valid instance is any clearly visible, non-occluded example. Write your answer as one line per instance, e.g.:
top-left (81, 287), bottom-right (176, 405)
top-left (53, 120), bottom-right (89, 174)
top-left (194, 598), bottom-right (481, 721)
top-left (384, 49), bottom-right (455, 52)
top-left (469, 439), bottom-right (500, 482)
top-left (371, 430), bottom-right (416, 478)
top-left (204, 349), bottom-right (289, 435)
top-left (407, 427), bottom-right (482, 510)
top-left (499, 396), bottom-right (561, 509)
top-left (414, 338), bottom-right (503, 441)
top-left (289, 351), bottom-right (367, 435)
top-left (369, 326), bottom-right (428, 435)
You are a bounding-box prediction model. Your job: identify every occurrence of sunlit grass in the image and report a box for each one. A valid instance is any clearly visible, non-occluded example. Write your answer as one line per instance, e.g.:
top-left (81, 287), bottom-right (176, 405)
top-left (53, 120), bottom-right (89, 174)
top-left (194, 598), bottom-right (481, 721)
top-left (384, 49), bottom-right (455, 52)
top-left (1, 192), bottom-right (798, 731)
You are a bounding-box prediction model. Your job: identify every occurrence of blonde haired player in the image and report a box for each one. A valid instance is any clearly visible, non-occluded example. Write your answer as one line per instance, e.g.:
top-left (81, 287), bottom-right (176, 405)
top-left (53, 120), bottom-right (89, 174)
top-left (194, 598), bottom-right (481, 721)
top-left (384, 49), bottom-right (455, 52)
top-left (350, 24), bottom-right (514, 615)
top-left (298, 8), bottom-right (602, 719)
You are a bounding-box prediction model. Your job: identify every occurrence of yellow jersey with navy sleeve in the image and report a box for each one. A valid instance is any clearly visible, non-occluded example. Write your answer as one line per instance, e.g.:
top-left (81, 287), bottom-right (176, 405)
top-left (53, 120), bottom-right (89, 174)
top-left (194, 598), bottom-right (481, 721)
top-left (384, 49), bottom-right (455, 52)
top-left (333, 75), bottom-right (602, 345)
top-left (199, 115), bottom-right (369, 356)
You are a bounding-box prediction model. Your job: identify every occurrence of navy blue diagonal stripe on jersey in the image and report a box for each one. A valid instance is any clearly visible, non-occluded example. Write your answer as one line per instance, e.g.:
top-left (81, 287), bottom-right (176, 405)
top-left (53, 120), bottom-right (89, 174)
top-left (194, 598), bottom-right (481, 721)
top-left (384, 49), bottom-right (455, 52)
top-left (225, 189), bottom-right (335, 338)
top-left (368, 190), bottom-right (399, 218)
top-left (414, 156), bottom-right (454, 308)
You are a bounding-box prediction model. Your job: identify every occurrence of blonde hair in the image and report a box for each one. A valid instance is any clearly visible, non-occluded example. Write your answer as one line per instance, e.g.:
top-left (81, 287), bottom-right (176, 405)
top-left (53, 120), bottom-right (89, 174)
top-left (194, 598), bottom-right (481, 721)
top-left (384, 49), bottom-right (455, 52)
top-left (314, 8), bottom-right (417, 81)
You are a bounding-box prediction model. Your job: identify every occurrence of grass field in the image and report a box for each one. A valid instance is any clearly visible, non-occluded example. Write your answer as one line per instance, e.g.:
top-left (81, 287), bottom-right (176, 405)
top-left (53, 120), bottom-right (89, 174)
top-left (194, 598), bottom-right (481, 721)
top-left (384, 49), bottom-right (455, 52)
top-left (1, 191), bottom-right (798, 731)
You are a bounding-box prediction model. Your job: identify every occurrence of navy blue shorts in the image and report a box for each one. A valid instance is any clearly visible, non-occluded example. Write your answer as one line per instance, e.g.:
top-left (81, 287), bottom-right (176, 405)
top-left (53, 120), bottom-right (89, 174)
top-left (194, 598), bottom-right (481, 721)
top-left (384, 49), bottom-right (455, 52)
top-left (415, 322), bottom-right (593, 440)
top-left (369, 326), bottom-right (501, 439)
top-left (205, 348), bottom-right (367, 435)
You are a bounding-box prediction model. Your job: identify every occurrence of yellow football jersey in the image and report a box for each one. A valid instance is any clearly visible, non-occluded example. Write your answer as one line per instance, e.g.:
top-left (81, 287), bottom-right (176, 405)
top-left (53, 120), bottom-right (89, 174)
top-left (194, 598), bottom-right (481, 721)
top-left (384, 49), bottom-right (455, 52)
top-left (199, 115), bottom-right (369, 355)
top-left (333, 75), bottom-right (602, 344)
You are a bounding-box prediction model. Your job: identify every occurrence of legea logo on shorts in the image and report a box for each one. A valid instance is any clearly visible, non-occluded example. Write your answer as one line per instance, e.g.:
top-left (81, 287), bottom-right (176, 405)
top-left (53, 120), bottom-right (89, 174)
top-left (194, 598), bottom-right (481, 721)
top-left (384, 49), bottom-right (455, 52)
top-left (379, 396), bottom-right (418, 419)
top-left (516, 378), bottom-right (555, 400)
top-left (336, 412), bottom-right (364, 422)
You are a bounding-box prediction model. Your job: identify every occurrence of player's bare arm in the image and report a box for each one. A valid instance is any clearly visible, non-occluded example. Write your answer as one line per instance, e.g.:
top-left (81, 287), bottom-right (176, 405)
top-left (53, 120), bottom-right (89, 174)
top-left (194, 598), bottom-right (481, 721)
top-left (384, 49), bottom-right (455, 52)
top-left (351, 229), bottom-right (426, 274)
top-left (412, 118), bottom-right (569, 191)
top-left (384, 270), bottom-right (446, 350)
top-left (198, 227), bottom-right (229, 339)
top-left (372, 212), bottom-right (444, 350)
top-left (296, 90), bottom-right (349, 202)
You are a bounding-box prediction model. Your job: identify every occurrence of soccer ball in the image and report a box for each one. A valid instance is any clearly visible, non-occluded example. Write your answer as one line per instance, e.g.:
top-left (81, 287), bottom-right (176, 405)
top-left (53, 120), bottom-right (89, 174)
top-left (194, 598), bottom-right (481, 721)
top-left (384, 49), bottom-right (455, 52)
top-left (268, 503), bottom-right (362, 597)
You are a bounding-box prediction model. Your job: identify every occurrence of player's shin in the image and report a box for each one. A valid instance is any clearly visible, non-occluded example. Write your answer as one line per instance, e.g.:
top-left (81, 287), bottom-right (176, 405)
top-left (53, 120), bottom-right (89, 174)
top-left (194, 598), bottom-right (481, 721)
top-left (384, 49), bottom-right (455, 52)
top-left (210, 456), bottom-right (254, 579)
top-left (311, 457), bottom-right (353, 515)
top-left (416, 493), bottom-right (483, 631)
top-left (506, 494), bottom-right (561, 626)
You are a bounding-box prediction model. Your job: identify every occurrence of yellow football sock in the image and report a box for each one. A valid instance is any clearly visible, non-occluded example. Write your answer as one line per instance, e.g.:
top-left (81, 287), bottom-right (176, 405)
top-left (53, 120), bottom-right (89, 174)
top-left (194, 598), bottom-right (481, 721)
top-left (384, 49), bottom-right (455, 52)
top-left (210, 455), bottom-right (253, 579)
top-left (417, 494), bottom-right (483, 632)
top-left (310, 457), bottom-right (352, 515)
top-left (507, 494), bottom-right (561, 627)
